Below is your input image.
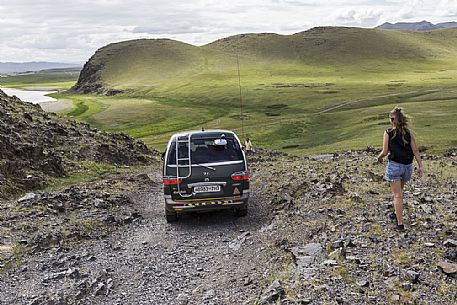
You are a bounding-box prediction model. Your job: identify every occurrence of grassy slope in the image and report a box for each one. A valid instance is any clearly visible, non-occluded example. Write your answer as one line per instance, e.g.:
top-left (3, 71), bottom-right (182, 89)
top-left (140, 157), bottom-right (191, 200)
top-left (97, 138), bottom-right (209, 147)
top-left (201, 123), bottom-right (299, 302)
top-left (0, 70), bottom-right (79, 90)
top-left (16, 27), bottom-right (457, 154)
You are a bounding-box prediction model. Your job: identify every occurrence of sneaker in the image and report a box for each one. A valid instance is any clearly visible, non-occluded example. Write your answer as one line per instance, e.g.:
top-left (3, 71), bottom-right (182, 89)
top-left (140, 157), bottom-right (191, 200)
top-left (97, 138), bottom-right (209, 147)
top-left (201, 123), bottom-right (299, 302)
top-left (396, 224), bottom-right (405, 231)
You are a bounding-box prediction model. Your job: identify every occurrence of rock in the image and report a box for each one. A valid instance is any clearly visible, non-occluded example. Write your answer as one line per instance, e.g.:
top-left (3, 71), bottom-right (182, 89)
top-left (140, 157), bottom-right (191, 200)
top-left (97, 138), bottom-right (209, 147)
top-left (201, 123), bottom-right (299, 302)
top-left (420, 204), bottom-right (433, 214)
top-left (75, 290), bottom-right (85, 300)
top-left (203, 289), bottom-right (215, 300)
top-left (229, 232), bottom-right (250, 251)
top-left (259, 280), bottom-right (285, 305)
top-left (328, 248), bottom-right (344, 261)
top-left (357, 279), bottom-right (369, 287)
top-left (369, 234), bottom-right (379, 243)
top-left (424, 242), bottom-right (435, 247)
top-left (437, 261), bottom-right (457, 276)
top-left (291, 243), bottom-right (323, 279)
top-left (444, 239), bottom-right (457, 247)
top-left (444, 248), bottom-right (457, 262)
top-left (17, 192), bottom-right (37, 204)
top-left (27, 296), bottom-right (44, 305)
top-left (332, 240), bottom-right (344, 249)
top-left (349, 191), bottom-right (362, 202)
top-left (0, 91), bottom-right (156, 200)
top-left (135, 173), bottom-right (151, 181)
top-left (335, 296), bottom-right (346, 304)
top-left (405, 270), bottom-right (420, 284)
top-left (322, 260), bottom-right (338, 266)
top-left (94, 282), bottom-right (106, 296)
top-left (176, 293), bottom-right (189, 305)
top-left (67, 268), bottom-right (80, 279)
top-left (401, 282), bottom-right (412, 291)
top-left (391, 294), bottom-right (400, 302)
top-left (422, 196), bottom-right (433, 203)
top-left (106, 278), bottom-right (113, 295)
top-left (345, 239), bottom-right (356, 248)
top-left (244, 277), bottom-right (253, 286)
top-left (346, 256), bottom-right (361, 264)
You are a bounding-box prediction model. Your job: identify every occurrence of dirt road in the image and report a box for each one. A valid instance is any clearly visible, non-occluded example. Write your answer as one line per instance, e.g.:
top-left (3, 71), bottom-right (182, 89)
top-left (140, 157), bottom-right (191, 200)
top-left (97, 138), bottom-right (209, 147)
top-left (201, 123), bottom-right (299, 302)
top-left (2, 150), bottom-right (456, 305)
top-left (0, 168), bottom-right (277, 305)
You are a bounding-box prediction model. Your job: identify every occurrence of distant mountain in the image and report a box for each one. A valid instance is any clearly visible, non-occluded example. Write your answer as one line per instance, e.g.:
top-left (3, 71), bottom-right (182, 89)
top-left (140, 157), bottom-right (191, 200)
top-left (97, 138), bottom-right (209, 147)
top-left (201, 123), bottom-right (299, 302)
top-left (376, 20), bottom-right (457, 31)
top-left (436, 21), bottom-right (457, 28)
top-left (0, 62), bottom-right (81, 73)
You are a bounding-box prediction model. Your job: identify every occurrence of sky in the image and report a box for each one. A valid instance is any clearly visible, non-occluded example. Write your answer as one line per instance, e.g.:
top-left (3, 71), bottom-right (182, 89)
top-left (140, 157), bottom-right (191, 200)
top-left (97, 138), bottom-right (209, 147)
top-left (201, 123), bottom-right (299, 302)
top-left (1, 0), bottom-right (457, 63)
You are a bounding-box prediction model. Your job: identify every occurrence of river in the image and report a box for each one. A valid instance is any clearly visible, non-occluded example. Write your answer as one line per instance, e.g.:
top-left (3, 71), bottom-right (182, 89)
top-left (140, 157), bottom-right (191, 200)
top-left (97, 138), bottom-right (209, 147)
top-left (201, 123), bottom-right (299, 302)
top-left (0, 87), bottom-right (57, 103)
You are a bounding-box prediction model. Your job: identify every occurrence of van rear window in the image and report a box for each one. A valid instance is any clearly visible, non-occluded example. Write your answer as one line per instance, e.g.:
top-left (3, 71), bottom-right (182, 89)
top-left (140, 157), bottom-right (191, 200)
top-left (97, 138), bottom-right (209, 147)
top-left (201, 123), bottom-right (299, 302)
top-left (167, 137), bottom-right (243, 165)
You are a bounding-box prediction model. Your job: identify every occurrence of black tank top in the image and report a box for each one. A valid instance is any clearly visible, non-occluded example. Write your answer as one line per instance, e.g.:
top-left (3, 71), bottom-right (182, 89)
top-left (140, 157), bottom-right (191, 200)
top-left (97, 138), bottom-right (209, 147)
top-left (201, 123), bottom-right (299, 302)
top-left (387, 128), bottom-right (414, 165)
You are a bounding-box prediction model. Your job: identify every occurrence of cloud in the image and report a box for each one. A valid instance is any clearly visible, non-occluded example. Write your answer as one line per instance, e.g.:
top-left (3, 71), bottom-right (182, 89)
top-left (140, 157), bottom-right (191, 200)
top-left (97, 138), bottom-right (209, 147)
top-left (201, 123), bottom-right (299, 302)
top-left (334, 9), bottom-right (383, 26)
top-left (436, 0), bottom-right (457, 17)
top-left (0, 0), bottom-right (454, 62)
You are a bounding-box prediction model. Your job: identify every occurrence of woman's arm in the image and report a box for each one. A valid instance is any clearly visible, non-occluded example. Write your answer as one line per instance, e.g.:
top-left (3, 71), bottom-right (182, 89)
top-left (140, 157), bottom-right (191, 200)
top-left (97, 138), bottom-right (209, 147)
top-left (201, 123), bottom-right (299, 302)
top-left (410, 134), bottom-right (424, 178)
top-left (377, 131), bottom-right (389, 163)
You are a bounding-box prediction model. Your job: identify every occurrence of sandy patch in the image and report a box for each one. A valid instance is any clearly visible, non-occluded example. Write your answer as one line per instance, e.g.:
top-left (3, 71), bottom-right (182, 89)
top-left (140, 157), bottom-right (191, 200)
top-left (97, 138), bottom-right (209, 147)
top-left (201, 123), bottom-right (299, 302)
top-left (40, 99), bottom-right (74, 113)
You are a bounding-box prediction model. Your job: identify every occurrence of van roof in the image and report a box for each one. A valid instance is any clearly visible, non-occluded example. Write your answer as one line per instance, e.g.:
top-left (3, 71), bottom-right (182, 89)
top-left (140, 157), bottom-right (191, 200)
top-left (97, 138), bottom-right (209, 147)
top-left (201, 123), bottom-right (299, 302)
top-left (170, 129), bottom-right (238, 139)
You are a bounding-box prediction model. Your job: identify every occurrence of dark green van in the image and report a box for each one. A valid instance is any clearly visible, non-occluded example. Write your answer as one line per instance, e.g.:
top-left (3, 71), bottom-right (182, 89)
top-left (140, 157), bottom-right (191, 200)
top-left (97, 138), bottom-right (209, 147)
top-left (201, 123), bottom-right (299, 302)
top-left (162, 130), bottom-right (249, 222)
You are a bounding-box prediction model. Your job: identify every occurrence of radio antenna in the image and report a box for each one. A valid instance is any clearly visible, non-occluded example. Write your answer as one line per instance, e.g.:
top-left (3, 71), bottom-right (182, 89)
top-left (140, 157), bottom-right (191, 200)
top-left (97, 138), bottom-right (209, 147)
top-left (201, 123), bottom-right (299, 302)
top-left (236, 54), bottom-right (245, 140)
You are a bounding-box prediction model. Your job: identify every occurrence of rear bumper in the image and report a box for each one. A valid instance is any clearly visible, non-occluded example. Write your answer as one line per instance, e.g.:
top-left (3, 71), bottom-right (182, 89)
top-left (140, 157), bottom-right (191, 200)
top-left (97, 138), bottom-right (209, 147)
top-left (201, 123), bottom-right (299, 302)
top-left (165, 192), bottom-right (249, 213)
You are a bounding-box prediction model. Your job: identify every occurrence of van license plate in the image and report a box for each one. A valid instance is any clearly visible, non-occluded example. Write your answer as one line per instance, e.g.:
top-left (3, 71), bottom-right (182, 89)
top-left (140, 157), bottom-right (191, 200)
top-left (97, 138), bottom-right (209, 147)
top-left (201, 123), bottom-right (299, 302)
top-left (194, 185), bottom-right (221, 193)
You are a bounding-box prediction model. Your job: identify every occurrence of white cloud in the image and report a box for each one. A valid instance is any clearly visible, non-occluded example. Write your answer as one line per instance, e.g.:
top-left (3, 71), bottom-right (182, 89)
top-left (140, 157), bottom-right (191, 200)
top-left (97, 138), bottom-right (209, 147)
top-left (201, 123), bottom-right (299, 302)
top-left (334, 8), bottom-right (383, 26)
top-left (436, 0), bottom-right (457, 17)
top-left (0, 0), bottom-right (454, 63)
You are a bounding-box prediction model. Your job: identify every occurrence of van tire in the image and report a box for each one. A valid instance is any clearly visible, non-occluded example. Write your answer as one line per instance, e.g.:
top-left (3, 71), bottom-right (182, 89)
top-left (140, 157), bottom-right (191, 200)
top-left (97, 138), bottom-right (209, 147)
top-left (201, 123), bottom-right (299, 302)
top-left (166, 211), bottom-right (178, 222)
top-left (235, 207), bottom-right (248, 217)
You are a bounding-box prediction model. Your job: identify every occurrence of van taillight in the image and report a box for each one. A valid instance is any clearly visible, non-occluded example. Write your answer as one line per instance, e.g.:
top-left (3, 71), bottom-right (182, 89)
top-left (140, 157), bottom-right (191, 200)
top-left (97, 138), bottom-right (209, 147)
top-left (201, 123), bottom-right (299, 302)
top-left (163, 179), bottom-right (182, 185)
top-left (231, 172), bottom-right (249, 181)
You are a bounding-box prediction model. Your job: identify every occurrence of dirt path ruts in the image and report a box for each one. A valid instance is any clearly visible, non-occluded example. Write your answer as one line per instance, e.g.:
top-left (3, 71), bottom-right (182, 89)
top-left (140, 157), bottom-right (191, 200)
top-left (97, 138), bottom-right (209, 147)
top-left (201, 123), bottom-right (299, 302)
top-left (0, 169), bottom-right (274, 305)
top-left (90, 170), bottom-right (272, 305)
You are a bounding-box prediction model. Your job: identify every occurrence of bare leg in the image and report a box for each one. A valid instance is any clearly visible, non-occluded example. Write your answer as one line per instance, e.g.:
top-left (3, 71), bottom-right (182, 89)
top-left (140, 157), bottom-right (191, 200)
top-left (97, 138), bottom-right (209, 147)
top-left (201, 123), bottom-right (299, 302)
top-left (390, 181), bottom-right (404, 225)
top-left (401, 180), bottom-right (406, 206)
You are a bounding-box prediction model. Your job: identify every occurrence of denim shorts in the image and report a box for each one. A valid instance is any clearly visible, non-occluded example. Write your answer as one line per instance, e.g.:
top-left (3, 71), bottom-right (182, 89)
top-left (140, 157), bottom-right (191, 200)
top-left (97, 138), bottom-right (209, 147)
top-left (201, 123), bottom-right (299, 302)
top-left (385, 160), bottom-right (413, 182)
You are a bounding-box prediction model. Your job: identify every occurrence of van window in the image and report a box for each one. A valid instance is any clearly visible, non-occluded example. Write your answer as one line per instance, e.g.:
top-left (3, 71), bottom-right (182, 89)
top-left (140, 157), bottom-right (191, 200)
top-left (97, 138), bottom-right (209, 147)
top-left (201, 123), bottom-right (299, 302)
top-left (167, 137), bottom-right (243, 165)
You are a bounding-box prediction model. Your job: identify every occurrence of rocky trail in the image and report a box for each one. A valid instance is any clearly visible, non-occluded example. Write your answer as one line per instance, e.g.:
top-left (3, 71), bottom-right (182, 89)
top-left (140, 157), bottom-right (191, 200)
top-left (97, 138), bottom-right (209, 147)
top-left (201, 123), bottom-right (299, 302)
top-left (0, 162), bottom-right (274, 305)
top-left (1, 90), bottom-right (456, 304)
top-left (1, 149), bottom-right (456, 305)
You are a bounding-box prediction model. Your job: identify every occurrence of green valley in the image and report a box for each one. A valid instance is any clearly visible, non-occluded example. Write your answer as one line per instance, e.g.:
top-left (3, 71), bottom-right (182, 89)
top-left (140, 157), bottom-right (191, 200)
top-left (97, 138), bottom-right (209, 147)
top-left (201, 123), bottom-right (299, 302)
top-left (4, 27), bottom-right (457, 154)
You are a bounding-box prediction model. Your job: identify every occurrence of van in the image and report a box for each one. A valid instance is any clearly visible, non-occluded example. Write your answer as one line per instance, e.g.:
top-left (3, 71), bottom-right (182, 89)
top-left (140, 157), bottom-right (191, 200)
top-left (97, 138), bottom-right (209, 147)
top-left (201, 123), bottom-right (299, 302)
top-left (162, 130), bottom-right (249, 222)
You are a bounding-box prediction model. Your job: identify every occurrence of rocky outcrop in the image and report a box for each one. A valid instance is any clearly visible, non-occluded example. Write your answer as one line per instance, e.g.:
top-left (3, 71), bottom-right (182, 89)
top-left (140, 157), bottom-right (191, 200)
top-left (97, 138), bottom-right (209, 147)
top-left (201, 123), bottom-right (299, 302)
top-left (0, 90), bottom-right (157, 199)
top-left (247, 149), bottom-right (457, 304)
top-left (70, 58), bottom-right (106, 94)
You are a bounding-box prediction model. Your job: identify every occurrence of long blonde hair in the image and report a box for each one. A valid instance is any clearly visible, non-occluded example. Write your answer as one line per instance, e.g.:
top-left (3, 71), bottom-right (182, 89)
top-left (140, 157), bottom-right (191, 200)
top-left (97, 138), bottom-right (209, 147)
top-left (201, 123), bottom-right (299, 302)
top-left (390, 106), bottom-right (410, 145)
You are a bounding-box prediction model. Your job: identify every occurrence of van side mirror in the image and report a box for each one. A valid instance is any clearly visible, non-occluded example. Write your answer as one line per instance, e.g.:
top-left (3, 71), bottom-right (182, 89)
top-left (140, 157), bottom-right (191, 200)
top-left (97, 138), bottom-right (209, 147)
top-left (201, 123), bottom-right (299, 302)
top-left (161, 152), bottom-right (165, 161)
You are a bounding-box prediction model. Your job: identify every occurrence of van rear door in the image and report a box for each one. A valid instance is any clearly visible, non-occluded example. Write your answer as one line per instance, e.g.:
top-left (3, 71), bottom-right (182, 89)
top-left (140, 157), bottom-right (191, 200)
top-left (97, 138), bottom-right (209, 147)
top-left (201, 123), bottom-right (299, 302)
top-left (165, 135), bottom-right (248, 201)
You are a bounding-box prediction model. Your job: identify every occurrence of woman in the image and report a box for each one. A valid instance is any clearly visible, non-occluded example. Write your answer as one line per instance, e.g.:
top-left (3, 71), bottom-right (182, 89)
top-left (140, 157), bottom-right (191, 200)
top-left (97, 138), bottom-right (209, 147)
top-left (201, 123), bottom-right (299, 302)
top-left (377, 107), bottom-right (424, 231)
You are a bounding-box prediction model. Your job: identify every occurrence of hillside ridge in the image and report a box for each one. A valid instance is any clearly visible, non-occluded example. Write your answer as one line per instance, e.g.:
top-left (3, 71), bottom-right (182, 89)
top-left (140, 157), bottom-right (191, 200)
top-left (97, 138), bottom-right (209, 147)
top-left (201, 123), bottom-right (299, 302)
top-left (71, 26), bottom-right (457, 94)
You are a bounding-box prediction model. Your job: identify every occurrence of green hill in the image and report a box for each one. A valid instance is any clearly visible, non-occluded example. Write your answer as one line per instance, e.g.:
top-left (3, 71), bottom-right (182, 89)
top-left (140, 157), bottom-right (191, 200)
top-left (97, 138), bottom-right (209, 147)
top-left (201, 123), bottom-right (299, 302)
top-left (73, 27), bottom-right (457, 94)
top-left (67, 27), bottom-right (457, 154)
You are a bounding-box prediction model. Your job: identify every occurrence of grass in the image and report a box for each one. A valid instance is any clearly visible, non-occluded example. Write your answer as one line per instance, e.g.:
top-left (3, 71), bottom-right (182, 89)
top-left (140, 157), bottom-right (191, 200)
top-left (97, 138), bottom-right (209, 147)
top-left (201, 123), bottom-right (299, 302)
top-left (68, 59), bottom-right (457, 154)
top-left (59, 71), bottom-right (457, 155)
top-left (45, 160), bottom-right (125, 191)
top-left (0, 71), bottom-right (78, 90)
top-left (3, 27), bottom-right (457, 155)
